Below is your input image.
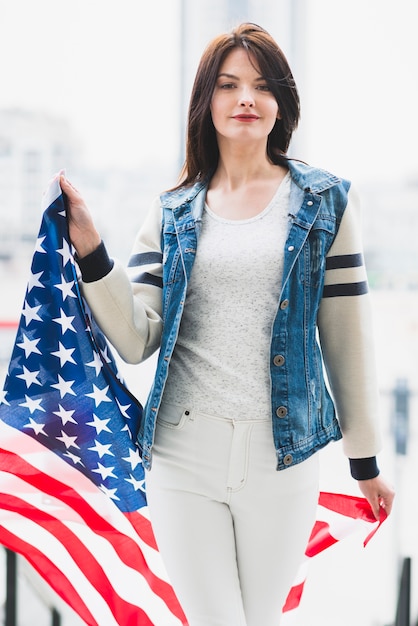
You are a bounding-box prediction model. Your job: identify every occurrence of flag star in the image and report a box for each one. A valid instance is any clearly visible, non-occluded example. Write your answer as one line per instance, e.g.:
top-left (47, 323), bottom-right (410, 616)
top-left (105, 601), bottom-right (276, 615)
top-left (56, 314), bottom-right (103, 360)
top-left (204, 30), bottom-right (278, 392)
top-left (0, 389), bottom-right (10, 406)
top-left (92, 462), bottom-right (117, 480)
top-left (54, 277), bottom-right (76, 301)
top-left (116, 399), bottom-right (131, 419)
top-left (63, 451), bottom-right (84, 466)
top-left (125, 475), bottom-right (146, 492)
top-left (24, 417), bottom-right (47, 435)
top-left (100, 345), bottom-right (112, 364)
top-left (51, 342), bottom-right (77, 367)
top-left (16, 365), bottom-right (42, 388)
top-left (53, 404), bottom-right (77, 425)
top-left (86, 413), bottom-right (112, 434)
top-left (57, 238), bottom-right (73, 266)
top-left (52, 309), bottom-right (76, 334)
top-left (56, 430), bottom-right (80, 450)
top-left (88, 440), bottom-right (115, 458)
top-left (21, 302), bottom-right (42, 326)
top-left (27, 271), bottom-right (44, 292)
top-left (121, 423), bottom-right (131, 437)
top-left (51, 375), bottom-right (76, 398)
top-left (85, 384), bottom-right (112, 407)
top-left (17, 333), bottom-right (42, 358)
top-left (99, 485), bottom-right (120, 501)
top-left (34, 236), bottom-right (47, 254)
top-left (122, 447), bottom-right (142, 470)
top-left (19, 395), bottom-right (46, 414)
top-left (86, 352), bottom-right (103, 376)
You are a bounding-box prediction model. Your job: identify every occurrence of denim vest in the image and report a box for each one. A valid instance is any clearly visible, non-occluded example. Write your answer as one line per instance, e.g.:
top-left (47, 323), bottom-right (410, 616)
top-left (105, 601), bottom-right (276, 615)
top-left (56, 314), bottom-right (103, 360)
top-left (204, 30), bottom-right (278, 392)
top-left (138, 159), bottom-right (350, 471)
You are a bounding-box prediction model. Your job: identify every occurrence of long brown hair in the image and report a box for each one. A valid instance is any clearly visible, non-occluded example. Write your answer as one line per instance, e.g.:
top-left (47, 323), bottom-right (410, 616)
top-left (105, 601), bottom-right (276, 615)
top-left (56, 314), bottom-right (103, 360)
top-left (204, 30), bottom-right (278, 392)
top-left (177, 23), bottom-right (300, 188)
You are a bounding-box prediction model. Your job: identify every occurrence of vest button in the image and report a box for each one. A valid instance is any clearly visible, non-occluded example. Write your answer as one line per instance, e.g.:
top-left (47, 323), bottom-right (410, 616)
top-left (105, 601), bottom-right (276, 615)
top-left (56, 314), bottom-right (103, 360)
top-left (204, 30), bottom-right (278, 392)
top-left (276, 406), bottom-right (287, 418)
top-left (273, 354), bottom-right (285, 367)
top-left (307, 200), bottom-right (314, 206)
top-left (280, 299), bottom-right (289, 310)
top-left (283, 454), bottom-right (293, 466)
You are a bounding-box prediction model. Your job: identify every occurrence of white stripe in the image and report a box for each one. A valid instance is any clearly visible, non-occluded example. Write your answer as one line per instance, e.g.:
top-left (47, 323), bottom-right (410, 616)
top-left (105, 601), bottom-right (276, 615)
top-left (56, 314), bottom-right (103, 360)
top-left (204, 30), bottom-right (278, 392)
top-left (316, 504), bottom-right (376, 541)
top-left (0, 472), bottom-right (182, 625)
top-left (0, 420), bottom-right (143, 534)
top-left (42, 173), bottom-right (63, 211)
top-left (72, 523), bottom-right (182, 625)
top-left (0, 421), bottom-right (171, 580)
top-left (289, 558), bottom-right (310, 587)
top-left (1, 514), bottom-right (119, 626)
top-left (282, 606), bottom-right (303, 625)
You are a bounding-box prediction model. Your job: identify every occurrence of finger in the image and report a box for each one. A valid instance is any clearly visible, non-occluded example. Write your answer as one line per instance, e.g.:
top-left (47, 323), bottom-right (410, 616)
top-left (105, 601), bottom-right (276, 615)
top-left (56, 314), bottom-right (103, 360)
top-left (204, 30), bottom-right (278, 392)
top-left (380, 494), bottom-right (394, 517)
top-left (59, 175), bottom-right (78, 193)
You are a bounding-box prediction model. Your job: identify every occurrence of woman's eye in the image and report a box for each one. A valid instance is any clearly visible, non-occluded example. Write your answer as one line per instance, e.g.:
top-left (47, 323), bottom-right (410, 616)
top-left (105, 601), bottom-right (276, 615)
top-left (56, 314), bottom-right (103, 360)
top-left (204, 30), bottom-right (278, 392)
top-left (257, 84), bottom-right (271, 91)
top-left (219, 83), bottom-right (235, 89)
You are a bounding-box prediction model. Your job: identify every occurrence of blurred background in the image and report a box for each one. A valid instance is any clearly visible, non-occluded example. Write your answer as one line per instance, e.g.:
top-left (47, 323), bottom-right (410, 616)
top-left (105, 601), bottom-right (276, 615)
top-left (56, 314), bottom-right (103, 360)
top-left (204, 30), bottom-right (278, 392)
top-left (0, 0), bottom-right (417, 624)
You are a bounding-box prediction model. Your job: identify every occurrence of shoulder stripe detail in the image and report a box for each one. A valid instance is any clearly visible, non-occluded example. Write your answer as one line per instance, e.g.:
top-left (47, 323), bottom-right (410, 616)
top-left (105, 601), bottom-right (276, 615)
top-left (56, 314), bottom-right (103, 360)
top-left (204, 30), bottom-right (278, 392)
top-left (326, 253), bottom-right (363, 270)
top-left (130, 272), bottom-right (163, 288)
top-left (323, 281), bottom-right (369, 298)
top-left (128, 252), bottom-right (163, 267)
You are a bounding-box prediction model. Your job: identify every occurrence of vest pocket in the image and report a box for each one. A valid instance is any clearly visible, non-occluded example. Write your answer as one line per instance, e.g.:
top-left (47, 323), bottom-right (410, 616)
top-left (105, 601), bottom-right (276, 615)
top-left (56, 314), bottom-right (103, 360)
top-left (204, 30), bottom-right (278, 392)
top-left (300, 219), bottom-right (336, 287)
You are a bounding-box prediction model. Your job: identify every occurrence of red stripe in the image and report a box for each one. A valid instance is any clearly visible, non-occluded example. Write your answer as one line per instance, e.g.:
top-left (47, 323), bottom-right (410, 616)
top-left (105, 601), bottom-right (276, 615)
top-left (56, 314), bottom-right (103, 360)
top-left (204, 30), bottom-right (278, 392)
top-left (319, 491), bottom-right (376, 522)
top-left (0, 493), bottom-right (154, 626)
top-left (0, 447), bottom-right (157, 547)
top-left (305, 520), bottom-right (338, 558)
top-left (282, 580), bottom-right (305, 612)
top-left (0, 524), bottom-right (98, 626)
top-left (125, 509), bottom-right (159, 548)
top-left (0, 449), bottom-right (186, 623)
top-left (0, 320), bottom-right (18, 329)
top-left (318, 491), bottom-right (386, 546)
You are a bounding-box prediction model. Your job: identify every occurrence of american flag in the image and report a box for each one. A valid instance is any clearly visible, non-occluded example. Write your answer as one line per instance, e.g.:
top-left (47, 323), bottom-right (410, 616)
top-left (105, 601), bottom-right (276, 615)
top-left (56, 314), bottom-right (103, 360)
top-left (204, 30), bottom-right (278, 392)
top-left (0, 175), bottom-right (186, 625)
top-left (0, 175), bottom-right (386, 625)
top-left (281, 491), bottom-right (387, 624)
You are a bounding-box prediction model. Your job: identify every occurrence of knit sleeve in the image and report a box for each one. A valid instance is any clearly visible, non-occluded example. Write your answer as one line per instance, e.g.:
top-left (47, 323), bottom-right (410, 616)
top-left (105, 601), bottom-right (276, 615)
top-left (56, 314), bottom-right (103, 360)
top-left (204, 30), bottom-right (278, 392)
top-left (80, 197), bottom-right (163, 364)
top-left (317, 187), bottom-right (382, 460)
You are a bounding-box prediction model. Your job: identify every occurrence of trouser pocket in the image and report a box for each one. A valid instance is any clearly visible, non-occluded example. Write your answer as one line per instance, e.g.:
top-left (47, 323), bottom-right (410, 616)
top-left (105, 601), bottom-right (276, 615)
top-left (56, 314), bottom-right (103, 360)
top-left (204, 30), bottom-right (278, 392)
top-left (157, 402), bottom-right (191, 430)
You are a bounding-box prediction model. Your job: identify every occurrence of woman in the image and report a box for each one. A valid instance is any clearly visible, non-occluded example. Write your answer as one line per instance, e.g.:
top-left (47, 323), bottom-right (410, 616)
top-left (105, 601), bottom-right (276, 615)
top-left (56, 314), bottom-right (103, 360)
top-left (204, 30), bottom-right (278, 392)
top-left (61, 23), bottom-right (394, 626)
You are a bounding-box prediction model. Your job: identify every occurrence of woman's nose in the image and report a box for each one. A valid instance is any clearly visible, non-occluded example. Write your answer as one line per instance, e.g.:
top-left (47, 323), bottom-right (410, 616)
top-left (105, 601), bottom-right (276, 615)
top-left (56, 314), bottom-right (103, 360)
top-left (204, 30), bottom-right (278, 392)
top-left (238, 87), bottom-right (255, 107)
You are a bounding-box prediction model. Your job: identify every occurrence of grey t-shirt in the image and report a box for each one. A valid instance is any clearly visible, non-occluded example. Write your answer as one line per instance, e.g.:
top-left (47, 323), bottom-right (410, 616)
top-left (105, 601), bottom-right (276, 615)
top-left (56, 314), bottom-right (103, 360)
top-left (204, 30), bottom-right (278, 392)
top-left (161, 173), bottom-right (291, 420)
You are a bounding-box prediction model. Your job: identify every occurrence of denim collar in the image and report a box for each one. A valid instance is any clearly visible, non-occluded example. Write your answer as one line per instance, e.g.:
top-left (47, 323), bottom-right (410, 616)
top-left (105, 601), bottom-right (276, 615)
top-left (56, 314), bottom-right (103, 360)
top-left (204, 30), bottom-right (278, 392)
top-left (160, 157), bottom-right (342, 211)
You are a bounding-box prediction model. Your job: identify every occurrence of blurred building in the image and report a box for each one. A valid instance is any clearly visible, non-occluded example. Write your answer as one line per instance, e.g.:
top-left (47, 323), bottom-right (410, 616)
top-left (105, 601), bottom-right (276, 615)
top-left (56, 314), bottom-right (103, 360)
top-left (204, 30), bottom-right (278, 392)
top-left (0, 109), bottom-right (78, 260)
top-left (361, 179), bottom-right (418, 290)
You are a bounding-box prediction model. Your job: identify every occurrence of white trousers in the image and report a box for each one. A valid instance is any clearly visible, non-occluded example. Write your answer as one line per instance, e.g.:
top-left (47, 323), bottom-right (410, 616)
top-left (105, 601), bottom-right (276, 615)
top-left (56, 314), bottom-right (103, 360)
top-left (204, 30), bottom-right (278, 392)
top-left (145, 403), bottom-right (319, 626)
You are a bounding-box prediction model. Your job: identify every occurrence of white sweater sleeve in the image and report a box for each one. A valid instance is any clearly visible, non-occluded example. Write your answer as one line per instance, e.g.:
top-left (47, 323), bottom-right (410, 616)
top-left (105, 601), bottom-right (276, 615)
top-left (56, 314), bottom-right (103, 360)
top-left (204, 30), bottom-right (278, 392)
top-left (80, 198), bottom-right (163, 364)
top-left (317, 187), bottom-right (382, 459)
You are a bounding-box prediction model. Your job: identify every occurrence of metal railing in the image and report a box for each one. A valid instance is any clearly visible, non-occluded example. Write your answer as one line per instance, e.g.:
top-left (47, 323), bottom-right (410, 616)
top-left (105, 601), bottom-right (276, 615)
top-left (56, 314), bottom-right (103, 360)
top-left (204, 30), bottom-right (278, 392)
top-left (4, 549), bottom-right (61, 626)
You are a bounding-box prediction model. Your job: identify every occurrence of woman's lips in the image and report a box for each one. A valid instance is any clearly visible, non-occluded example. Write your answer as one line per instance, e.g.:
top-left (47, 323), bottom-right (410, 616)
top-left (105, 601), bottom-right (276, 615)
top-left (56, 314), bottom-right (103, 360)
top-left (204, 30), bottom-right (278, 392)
top-left (232, 114), bottom-right (259, 122)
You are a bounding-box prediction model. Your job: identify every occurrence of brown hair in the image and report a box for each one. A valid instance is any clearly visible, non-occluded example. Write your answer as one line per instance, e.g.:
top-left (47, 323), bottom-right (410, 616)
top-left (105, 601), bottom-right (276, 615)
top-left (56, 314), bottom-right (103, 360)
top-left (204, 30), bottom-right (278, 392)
top-left (177, 22), bottom-right (300, 188)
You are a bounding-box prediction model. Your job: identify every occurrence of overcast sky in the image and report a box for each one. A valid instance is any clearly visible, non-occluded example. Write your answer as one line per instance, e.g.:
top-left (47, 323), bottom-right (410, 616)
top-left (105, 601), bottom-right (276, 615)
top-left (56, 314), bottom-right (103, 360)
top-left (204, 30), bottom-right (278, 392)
top-left (0, 0), bottom-right (417, 184)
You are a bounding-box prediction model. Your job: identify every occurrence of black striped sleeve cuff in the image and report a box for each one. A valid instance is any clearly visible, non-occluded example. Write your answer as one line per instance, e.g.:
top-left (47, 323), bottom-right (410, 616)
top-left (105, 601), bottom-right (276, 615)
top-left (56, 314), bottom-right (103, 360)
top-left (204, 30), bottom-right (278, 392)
top-left (127, 251), bottom-right (163, 288)
top-left (323, 253), bottom-right (368, 298)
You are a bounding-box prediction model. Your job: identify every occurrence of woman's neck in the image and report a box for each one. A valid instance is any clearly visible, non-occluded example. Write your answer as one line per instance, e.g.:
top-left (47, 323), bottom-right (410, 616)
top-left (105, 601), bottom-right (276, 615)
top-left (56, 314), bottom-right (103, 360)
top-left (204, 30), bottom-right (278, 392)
top-left (207, 148), bottom-right (288, 220)
top-left (211, 155), bottom-right (283, 192)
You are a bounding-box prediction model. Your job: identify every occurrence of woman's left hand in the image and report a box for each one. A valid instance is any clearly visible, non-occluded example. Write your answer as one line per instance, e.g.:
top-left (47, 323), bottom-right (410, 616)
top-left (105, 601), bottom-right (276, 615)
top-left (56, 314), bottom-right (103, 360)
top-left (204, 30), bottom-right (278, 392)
top-left (357, 475), bottom-right (395, 520)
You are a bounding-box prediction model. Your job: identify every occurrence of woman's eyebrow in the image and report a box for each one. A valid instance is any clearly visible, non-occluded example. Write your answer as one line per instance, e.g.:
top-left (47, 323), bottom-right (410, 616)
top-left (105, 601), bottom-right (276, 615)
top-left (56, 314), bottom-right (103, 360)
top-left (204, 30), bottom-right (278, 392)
top-left (217, 72), bottom-right (265, 80)
top-left (217, 72), bottom-right (239, 79)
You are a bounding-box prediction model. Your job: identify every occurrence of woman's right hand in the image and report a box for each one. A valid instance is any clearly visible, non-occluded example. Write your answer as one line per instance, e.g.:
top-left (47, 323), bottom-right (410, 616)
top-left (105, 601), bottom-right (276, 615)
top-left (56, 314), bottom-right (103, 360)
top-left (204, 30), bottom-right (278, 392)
top-left (59, 175), bottom-right (102, 259)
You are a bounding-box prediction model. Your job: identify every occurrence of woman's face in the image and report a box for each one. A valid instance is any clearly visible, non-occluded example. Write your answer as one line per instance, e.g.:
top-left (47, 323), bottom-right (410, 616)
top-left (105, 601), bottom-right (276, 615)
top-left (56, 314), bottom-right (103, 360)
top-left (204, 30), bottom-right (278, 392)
top-left (210, 47), bottom-right (280, 149)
